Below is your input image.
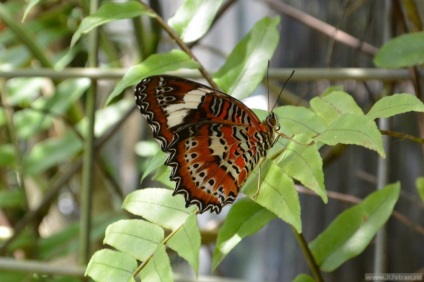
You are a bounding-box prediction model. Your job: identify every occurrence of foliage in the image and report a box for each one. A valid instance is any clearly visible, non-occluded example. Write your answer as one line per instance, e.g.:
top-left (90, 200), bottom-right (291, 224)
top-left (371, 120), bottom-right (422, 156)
top-left (80, 2), bottom-right (422, 282)
top-left (1, 0), bottom-right (423, 281)
top-left (374, 31), bottom-right (424, 68)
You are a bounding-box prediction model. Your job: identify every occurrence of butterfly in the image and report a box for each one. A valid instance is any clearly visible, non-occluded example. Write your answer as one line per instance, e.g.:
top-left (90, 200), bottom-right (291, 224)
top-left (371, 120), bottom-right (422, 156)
top-left (134, 75), bottom-right (280, 213)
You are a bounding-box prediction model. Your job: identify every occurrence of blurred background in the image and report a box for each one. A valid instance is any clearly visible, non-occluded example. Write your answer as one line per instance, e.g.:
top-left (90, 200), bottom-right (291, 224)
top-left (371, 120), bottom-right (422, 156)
top-left (0, 0), bottom-right (423, 281)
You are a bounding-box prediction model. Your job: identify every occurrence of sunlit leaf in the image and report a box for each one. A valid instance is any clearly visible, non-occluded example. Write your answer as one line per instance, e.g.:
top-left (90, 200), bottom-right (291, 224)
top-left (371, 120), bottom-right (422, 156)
top-left (71, 1), bottom-right (154, 47)
top-left (273, 106), bottom-right (326, 138)
top-left (167, 214), bottom-right (200, 274)
top-left (169, 0), bottom-right (224, 42)
top-left (22, 0), bottom-right (41, 22)
top-left (213, 16), bottom-right (280, 99)
top-left (367, 93), bottom-right (424, 120)
top-left (310, 91), bottom-right (364, 124)
top-left (86, 249), bottom-right (137, 282)
top-left (104, 219), bottom-right (164, 262)
top-left (123, 188), bottom-right (196, 230)
top-left (309, 182), bottom-right (400, 272)
top-left (6, 78), bottom-right (46, 106)
top-left (139, 244), bottom-right (173, 282)
top-left (135, 140), bottom-right (160, 158)
top-left (315, 114), bottom-right (385, 158)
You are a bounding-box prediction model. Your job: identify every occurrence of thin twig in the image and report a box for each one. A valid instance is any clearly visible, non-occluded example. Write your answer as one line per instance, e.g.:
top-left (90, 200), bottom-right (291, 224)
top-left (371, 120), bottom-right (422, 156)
top-left (380, 129), bottom-right (424, 145)
top-left (139, 2), bottom-right (219, 89)
top-left (262, 0), bottom-right (379, 55)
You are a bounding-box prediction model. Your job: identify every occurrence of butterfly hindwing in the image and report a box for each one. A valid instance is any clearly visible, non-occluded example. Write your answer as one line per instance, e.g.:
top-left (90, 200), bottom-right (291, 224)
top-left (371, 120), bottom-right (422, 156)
top-left (168, 123), bottom-right (270, 213)
top-left (135, 75), bottom-right (275, 213)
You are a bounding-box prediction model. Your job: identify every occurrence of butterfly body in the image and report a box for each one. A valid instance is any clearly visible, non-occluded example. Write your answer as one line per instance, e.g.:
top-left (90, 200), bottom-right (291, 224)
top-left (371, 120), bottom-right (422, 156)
top-left (135, 75), bottom-right (278, 213)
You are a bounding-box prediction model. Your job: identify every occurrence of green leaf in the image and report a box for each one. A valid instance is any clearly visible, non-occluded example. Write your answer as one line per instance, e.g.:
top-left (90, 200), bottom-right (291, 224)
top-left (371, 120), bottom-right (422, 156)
top-left (167, 214), bottom-right (200, 274)
top-left (6, 78), bottom-right (46, 106)
top-left (106, 50), bottom-right (199, 104)
top-left (212, 198), bottom-right (275, 270)
top-left (168, 0), bottom-right (224, 43)
top-left (23, 131), bottom-right (82, 175)
top-left (38, 79), bottom-right (90, 116)
top-left (367, 93), bottom-right (424, 120)
top-left (139, 151), bottom-right (167, 182)
top-left (78, 99), bottom-right (133, 137)
top-left (309, 182), bottom-right (400, 272)
top-left (213, 16), bottom-right (280, 99)
top-left (14, 79), bottom-right (89, 138)
top-left (22, 0), bottom-right (41, 22)
top-left (27, 97), bottom-right (128, 171)
top-left (8, 228), bottom-right (35, 252)
top-left (243, 160), bottom-right (301, 232)
top-left (71, 1), bottom-right (154, 47)
top-left (310, 91), bottom-right (364, 124)
top-left (273, 106), bottom-right (326, 138)
top-left (292, 274), bottom-right (316, 282)
top-left (139, 244), bottom-right (173, 282)
top-left (0, 108), bottom-right (5, 126)
top-left (14, 109), bottom-right (53, 139)
top-left (135, 140), bottom-right (161, 158)
top-left (320, 85), bottom-right (345, 96)
top-left (123, 188), bottom-right (196, 230)
top-left (374, 32), bottom-right (424, 68)
top-left (0, 271), bottom-right (26, 282)
top-left (0, 190), bottom-right (26, 208)
top-left (104, 219), bottom-right (164, 262)
top-left (24, 99), bottom-right (132, 175)
top-left (0, 144), bottom-right (15, 166)
top-left (276, 135), bottom-right (327, 203)
top-left (416, 177), bottom-right (424, 203)
top-left (315, 114), bottom-right (385, 158)
top-left (85, 249), bottom-right (137, 282)
top-left (151, 164), bottom-right (174, 189)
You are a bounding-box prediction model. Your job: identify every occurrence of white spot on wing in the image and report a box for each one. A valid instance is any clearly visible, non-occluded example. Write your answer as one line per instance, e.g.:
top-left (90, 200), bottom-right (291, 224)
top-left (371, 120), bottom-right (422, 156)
top-left (164, 89), bottom-right (206, 128)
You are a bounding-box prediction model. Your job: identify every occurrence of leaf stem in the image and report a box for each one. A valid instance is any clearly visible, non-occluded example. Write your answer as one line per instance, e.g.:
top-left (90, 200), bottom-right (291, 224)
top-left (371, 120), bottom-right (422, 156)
top-left (291, 226), bottom-right (324, 282)
top-left (133, 210), bottom-right (198, 278)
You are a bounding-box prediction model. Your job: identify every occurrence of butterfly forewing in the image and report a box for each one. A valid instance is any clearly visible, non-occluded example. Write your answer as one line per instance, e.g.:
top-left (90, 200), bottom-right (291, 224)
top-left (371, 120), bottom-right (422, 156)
top-left (135, 75), bottom-right (275, 213)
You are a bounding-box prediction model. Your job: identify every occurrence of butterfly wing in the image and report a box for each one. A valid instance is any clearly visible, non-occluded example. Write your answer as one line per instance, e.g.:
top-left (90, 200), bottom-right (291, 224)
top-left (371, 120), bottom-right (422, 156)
top-left (135, 75), bottom-right (273, 213)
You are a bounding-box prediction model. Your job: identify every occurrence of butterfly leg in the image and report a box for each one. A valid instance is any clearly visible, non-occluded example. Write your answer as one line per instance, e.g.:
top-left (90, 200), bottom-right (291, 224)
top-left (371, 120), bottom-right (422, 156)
top-left (253, 158), bottom-right (266, 199)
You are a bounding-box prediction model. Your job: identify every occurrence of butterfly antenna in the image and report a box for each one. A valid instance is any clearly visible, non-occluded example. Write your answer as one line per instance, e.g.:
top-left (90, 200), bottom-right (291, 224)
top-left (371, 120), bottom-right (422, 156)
top-left (271, 70), bottom-right (295, 112)
top-left (266, 61), bottom-right (271, 111)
